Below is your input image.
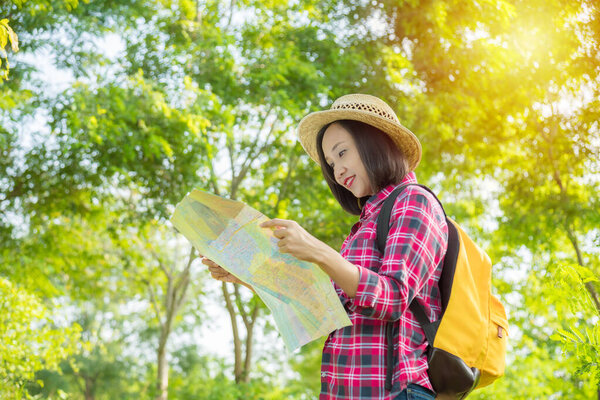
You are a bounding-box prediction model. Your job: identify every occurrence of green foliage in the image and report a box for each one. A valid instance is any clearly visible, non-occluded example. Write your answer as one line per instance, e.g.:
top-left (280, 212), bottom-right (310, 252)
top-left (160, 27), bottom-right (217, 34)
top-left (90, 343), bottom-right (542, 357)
top-left (0, 278), bottom-right (81, 399)
top-left (286, 338), bottom-right (325, 398)
top-left (46, 72), bottom-right (215, 219)
top-left (168, 345), bottom-right (321, 400)
top-left (0, 18), bottom-right (19, 81)
top-left (549, 263), bottom-right (600, 383)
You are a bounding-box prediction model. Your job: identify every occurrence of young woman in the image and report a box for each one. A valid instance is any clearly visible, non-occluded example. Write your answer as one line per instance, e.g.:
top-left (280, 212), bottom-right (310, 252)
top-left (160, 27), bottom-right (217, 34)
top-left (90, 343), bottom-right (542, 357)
top-left (203, 94), bottom-right (448, 400)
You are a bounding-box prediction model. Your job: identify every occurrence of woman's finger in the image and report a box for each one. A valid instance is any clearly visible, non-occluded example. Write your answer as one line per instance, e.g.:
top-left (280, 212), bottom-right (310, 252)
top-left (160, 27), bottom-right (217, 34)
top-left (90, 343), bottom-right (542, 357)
top-left (208, 266), bottom-right (229, 276)
top-left (260, 218), bottom-right (292, 229)
top-left (213, 274), bottom-right (230, 280)
top-left (272, 228), bottom-right (288, 239)
top-left (278, 242), bottom-right (288, 252)
top-left (202, 258), bottom-right (219, 268)
top-left (210, 269), bottom-right (230, 278)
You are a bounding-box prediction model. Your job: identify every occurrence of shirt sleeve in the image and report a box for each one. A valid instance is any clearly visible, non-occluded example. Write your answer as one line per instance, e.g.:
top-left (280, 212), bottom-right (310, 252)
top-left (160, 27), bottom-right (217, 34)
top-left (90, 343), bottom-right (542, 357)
top-left (343, 187), bottom-right (448, 321)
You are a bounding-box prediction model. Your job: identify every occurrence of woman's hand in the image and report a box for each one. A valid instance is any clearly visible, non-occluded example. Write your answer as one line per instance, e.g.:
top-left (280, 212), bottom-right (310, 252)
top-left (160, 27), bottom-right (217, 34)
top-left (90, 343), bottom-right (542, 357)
top-left (259, 218), bottom-right (328, 264)
top-left (260, 218), bottom-right (360, 297)
top-left (200, 256), bottom-right (244, 285)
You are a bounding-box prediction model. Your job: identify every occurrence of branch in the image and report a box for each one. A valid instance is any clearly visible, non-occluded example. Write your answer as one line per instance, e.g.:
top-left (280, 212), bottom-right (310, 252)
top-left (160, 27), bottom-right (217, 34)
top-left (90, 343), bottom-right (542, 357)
top-left (222, 281), bottom-right (243, 381)
top-left (274, 152), bottom-right (299, 215)
top-left (152, 249), bottom-right (173, 281)
top-left (144, 279), bottom-right (164, 329)
top-left (242, 301), bottom-right (260, 383)
top-left (229, 107), bottom-right (273, 195)
top-left (208, 157), bottom-right (221, 196)
top-left (226, 134), bottom-right (237, 192)
top-left (584, 282), bottom-right (600, 316)
top-left (173, 253), bottom-right (192, 315)
top-left (233, 283), bottom-right (250, 329)
top-left (231, 116), bottom-right (278, 199)
top-left (244, 107), bottom-right (273, 160)
top-left (174, 247), bottom-right (195, 294)
top-left (224, 0), bottom-right (237, 30)
top-left (239, 113), bottom-right (276, 175)
top-left (175, 272), bottom-right (191, 312)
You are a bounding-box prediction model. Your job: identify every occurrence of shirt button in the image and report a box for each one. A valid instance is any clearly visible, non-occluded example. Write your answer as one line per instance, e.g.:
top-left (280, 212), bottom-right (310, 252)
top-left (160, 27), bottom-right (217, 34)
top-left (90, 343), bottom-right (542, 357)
top-left (321, 372), bottom-right (326, 377)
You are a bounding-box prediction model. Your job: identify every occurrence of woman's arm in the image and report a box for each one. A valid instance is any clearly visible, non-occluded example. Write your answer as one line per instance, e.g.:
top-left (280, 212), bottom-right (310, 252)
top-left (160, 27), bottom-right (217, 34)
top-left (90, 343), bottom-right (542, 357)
top-left (311, 244), bottom-right (360, 298)
top-left (344, 189), bottom-right (448, 321)
top-left (261, 188), bottom-right (448, 321)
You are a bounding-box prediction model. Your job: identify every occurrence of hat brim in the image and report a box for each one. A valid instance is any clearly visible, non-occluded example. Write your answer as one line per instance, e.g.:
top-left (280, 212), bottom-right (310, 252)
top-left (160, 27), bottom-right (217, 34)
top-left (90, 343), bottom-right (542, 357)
top-left (298, 109), bottom-right (422, 171)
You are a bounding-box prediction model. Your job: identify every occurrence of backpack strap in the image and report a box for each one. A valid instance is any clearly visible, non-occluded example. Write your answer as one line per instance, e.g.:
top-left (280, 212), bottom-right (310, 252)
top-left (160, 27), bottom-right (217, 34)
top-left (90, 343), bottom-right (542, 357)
top-left (377, 183), bottom-right (452, 391)
top-left (376, 183), bottom-right (448, 254)
top-left (376, 184), bottom-right (411, 255)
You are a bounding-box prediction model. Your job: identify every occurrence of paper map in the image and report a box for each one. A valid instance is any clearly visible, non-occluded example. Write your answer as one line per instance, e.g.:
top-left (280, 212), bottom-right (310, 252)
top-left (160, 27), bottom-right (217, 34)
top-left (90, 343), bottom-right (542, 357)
top-left (170, 189), bottom-right (352, 351)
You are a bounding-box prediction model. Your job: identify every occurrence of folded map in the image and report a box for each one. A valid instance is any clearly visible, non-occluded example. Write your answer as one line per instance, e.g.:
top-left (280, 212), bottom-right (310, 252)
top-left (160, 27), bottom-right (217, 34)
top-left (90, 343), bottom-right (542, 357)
top-left (170, 189), bottom-right (352, 351)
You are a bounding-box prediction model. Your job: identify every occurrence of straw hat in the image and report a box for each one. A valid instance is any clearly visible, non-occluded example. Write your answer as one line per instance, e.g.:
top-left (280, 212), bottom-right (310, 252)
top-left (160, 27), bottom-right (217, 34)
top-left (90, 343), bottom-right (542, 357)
top-left (298, 94), bottom-right (422, 171)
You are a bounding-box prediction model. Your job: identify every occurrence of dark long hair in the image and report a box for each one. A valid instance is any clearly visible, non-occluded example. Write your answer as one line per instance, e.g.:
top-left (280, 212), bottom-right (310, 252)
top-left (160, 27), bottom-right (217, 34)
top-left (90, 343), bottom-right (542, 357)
top-left (316, 120), bottom-right (409, 215)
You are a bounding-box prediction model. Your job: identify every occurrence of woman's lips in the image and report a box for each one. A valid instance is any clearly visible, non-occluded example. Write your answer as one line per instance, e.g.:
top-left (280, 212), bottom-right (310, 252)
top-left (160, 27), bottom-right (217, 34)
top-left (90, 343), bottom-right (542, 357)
top-left (344, 175), bottom-right (355, 188)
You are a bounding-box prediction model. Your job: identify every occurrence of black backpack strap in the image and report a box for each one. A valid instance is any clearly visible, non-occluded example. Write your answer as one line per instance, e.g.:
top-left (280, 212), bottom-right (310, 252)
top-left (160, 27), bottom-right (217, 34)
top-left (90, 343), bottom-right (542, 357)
top-left (377, 184), bottom-right (411, 391)
top-left (378, 183), bottom-right (448, 391)
top-left (376, 184), bottom-right (411, 254)
top-left (376, 184), bottom-right (448, 253)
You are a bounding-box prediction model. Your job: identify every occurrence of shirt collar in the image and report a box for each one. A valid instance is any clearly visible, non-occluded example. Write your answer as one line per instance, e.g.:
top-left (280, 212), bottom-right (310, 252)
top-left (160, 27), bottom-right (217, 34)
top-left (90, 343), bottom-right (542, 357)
top-left (360, 172), bottom-right (418, 220)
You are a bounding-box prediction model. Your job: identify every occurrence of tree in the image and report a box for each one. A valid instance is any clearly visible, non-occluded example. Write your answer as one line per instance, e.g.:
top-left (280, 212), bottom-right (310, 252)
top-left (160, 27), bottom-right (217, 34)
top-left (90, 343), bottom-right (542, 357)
top-left (2, 0), bottom-right (599, 398)
top-left (117, 0), bottom-right (396, 388)
top-left (2, 0), bottom-right (219, 397)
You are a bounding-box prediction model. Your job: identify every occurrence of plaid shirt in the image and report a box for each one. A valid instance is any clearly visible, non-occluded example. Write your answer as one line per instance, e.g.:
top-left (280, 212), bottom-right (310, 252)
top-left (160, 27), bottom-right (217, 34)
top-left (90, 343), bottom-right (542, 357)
top-left (320, 172), bottom-right (448, 399)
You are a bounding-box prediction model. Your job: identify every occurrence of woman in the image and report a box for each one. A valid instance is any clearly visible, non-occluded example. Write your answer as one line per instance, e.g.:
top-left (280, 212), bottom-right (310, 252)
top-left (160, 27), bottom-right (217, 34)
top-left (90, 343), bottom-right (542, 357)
top-left (204, 94), bottom-right (448, 400)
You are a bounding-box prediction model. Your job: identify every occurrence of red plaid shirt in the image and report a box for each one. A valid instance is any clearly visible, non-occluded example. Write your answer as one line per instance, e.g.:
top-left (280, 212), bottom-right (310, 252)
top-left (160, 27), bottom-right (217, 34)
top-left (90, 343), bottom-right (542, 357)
top-left (320, 172), bottom-right (448, 399)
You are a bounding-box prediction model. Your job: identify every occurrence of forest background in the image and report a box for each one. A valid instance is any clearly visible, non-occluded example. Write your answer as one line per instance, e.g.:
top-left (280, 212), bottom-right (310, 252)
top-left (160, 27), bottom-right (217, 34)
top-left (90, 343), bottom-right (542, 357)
top-left (1, 0), bottom-right (599, 399)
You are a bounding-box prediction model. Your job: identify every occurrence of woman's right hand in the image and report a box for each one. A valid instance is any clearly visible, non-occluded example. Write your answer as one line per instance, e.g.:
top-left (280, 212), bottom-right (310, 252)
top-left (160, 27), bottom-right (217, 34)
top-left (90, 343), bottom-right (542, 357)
top-left (201, 256), bottom-right (244, 285)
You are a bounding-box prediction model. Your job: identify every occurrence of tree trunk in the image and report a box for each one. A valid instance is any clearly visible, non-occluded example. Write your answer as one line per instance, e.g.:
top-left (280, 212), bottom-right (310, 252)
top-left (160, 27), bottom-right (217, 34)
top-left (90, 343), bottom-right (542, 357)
top-left (156, 339), bottom-right (168, 400)
top-left (216, 113), bottom-right (280, 385)
top-left (149, 248), bottom-right (194, 400)
top-left (242, 303), bottom-right (259, 383)
top-left (222, 279), bottom-right (262, 384)
top-left (222, 282), bottom-right (244, 382)
top-left (84, 377), bottom-right (95, 400)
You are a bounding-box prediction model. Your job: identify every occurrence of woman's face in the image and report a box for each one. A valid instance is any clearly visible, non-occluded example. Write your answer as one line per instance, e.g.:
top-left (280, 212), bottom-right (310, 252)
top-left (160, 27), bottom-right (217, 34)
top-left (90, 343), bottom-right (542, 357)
top-left (321, 122), bottom-right (374, 198)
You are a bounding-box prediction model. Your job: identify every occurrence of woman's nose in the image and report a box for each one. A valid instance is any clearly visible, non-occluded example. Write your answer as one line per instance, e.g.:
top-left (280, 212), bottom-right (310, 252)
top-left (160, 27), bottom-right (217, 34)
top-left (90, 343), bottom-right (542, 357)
top-left (335, 165), bottom-right (346, 181)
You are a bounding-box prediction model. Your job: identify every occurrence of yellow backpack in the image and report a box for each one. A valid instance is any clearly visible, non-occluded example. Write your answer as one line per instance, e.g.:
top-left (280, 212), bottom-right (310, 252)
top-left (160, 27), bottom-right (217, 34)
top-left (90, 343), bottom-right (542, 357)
top-left (377, 184), bottom-right (509, 399)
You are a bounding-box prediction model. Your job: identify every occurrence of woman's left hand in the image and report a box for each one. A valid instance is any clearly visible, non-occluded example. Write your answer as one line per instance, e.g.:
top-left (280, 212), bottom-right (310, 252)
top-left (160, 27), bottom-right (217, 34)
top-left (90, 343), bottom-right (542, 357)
top-left (260, 218), bottom-right (326, 264)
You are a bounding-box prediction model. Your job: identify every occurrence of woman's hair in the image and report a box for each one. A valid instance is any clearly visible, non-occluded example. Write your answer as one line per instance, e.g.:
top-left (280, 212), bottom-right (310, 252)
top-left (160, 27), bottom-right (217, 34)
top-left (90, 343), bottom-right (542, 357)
top-left (316, 120), bottom-right (409, 215)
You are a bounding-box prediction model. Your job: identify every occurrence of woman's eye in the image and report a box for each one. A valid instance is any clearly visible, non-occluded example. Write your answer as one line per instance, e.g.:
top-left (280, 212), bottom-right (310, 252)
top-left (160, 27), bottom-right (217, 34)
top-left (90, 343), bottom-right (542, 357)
top-left (338, 150), bottom-right (346, 157)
